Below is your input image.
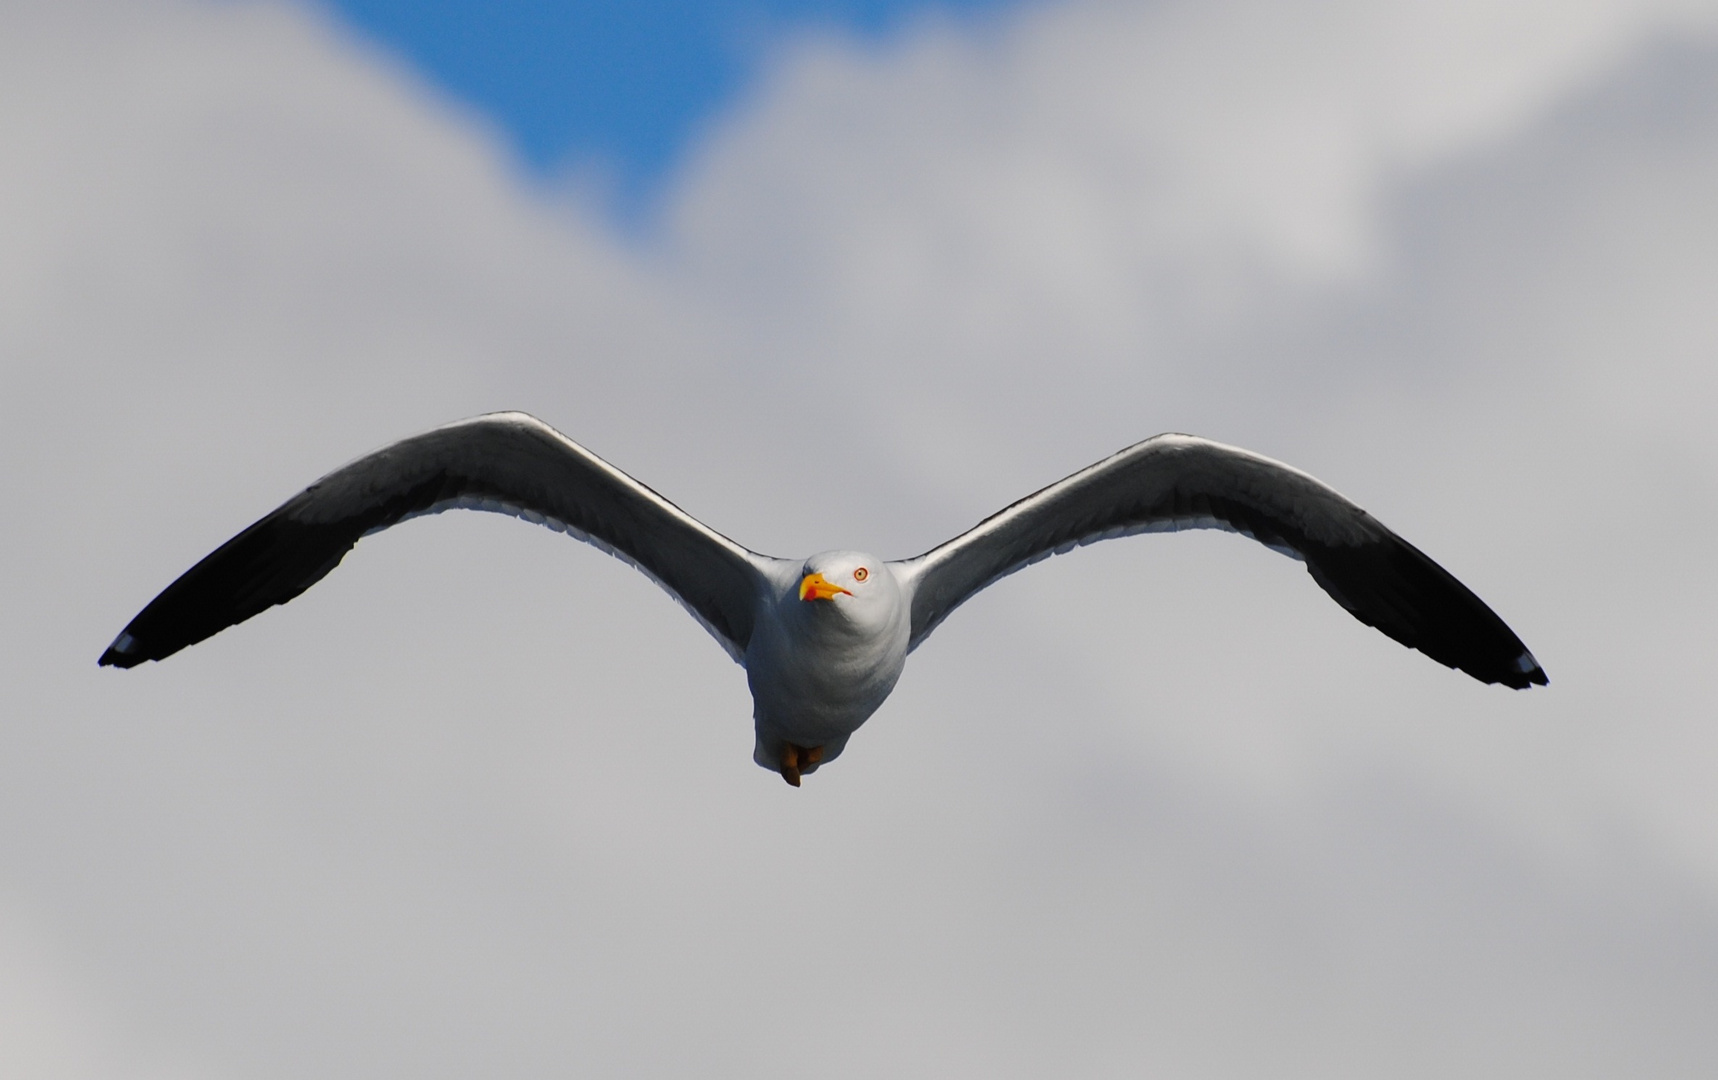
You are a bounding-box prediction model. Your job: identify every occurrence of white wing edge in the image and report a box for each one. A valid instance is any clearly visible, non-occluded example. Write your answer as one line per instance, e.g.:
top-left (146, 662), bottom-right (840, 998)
top-left (374, 493), bottom-right (782, 666)
top-left (346, 414), bottom-right (787, 666)
top-left (890, 512), bottom-right (1302, 653)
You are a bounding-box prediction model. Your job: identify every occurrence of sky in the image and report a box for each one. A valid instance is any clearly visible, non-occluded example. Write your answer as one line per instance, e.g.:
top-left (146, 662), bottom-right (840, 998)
top-left (3, 0), bottom-right (1718, 1077)
top-left (321, 0), bottom-right (1021, 213)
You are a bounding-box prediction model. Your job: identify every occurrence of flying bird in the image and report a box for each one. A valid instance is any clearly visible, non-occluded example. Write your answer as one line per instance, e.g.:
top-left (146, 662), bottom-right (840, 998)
top-left (101, 412), bottom-right (1546, 784)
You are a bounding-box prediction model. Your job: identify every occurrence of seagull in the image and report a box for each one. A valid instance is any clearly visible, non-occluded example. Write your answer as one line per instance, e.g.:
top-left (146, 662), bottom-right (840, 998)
top-left (101, 412), bottom-right (1546, 785)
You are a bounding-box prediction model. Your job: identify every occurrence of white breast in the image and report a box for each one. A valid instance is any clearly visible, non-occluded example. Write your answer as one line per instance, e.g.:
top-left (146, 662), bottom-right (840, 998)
top-left (744, 557), bottom-right (911, 752)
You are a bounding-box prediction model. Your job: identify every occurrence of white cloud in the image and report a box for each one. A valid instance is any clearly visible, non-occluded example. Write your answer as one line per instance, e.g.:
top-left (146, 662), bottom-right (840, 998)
top-left (3, 0), bottom-right (1717, 1076)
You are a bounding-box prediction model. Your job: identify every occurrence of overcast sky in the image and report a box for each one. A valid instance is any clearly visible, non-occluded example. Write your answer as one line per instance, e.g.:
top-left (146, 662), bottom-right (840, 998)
top-left (3, 0), bottom-right (1718, 1076)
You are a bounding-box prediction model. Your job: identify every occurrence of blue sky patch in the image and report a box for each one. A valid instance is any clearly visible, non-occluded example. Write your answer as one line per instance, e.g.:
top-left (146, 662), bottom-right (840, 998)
top-left (324, 0), bottom-right (1019, 213)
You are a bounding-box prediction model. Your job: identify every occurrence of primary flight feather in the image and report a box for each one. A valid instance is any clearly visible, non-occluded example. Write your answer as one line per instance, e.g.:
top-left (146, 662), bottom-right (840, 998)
top-left (101, 412), bottom-right (1546, 784)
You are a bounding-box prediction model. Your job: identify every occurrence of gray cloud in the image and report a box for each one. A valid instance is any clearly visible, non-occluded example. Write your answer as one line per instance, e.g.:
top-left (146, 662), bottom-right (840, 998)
top-left (3, 0), bottom-right (1717, 1076)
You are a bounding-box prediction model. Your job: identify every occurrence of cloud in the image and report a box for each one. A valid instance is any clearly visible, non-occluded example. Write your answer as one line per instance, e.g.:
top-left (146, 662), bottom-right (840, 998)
top-left (3, 0), bottom-right (1717, 1076)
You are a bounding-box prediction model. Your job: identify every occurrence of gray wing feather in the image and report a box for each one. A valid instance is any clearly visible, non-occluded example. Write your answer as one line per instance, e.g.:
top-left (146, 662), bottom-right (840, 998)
top-left (101, 413), bottom-right (777, 667)
top-left (892, 434), bottom-right (1546, 689)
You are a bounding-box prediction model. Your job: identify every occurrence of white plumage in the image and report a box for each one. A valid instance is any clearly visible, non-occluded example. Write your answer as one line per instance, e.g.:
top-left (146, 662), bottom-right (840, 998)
top-left (101, 412), bottom-right (1545, 785)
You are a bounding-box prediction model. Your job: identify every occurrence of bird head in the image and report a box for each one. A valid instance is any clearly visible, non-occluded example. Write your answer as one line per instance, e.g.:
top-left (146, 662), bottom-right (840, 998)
top-left (796, 551), bottom-right (897, 630)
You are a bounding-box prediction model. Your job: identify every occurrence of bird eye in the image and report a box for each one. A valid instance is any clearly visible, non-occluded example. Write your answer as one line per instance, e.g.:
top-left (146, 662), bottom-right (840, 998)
top-left (853, 567), bottom-right (869, 582)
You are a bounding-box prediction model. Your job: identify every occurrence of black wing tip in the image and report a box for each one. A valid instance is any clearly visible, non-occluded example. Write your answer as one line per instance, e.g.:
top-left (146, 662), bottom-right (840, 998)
top-left (1460, 649), bottom-right (1546, 690)
top-left (1308, 538), bottom-right (1548, 692)
top-left (98, 632), bottom-right (146, 669)
top-left (1505, 650), bottom-right (1549, 689)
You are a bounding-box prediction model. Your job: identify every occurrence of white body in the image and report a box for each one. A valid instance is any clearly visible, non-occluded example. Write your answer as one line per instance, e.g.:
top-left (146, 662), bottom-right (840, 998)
top-left (745, 552), bottom-right (911, 774)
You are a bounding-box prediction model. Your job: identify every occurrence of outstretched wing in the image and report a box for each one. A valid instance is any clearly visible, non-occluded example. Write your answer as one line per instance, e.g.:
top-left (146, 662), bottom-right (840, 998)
top-left (892, 434), bottom-right (1546, 689)
top-left (100, 412), bottom-right (779, 668)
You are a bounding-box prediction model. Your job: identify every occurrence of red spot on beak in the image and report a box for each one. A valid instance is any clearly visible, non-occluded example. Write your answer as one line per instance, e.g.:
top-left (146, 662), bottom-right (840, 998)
top-left (799, 572), bottom-right (852, 602)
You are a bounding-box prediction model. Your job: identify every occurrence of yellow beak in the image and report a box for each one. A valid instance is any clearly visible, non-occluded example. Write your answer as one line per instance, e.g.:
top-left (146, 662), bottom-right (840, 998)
top-left (799, 572), bottom-right (852, 602)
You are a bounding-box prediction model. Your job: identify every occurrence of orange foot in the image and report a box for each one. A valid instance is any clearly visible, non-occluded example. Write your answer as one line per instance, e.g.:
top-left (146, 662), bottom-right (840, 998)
top-left (779, 743), bottom-right (826, 787)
